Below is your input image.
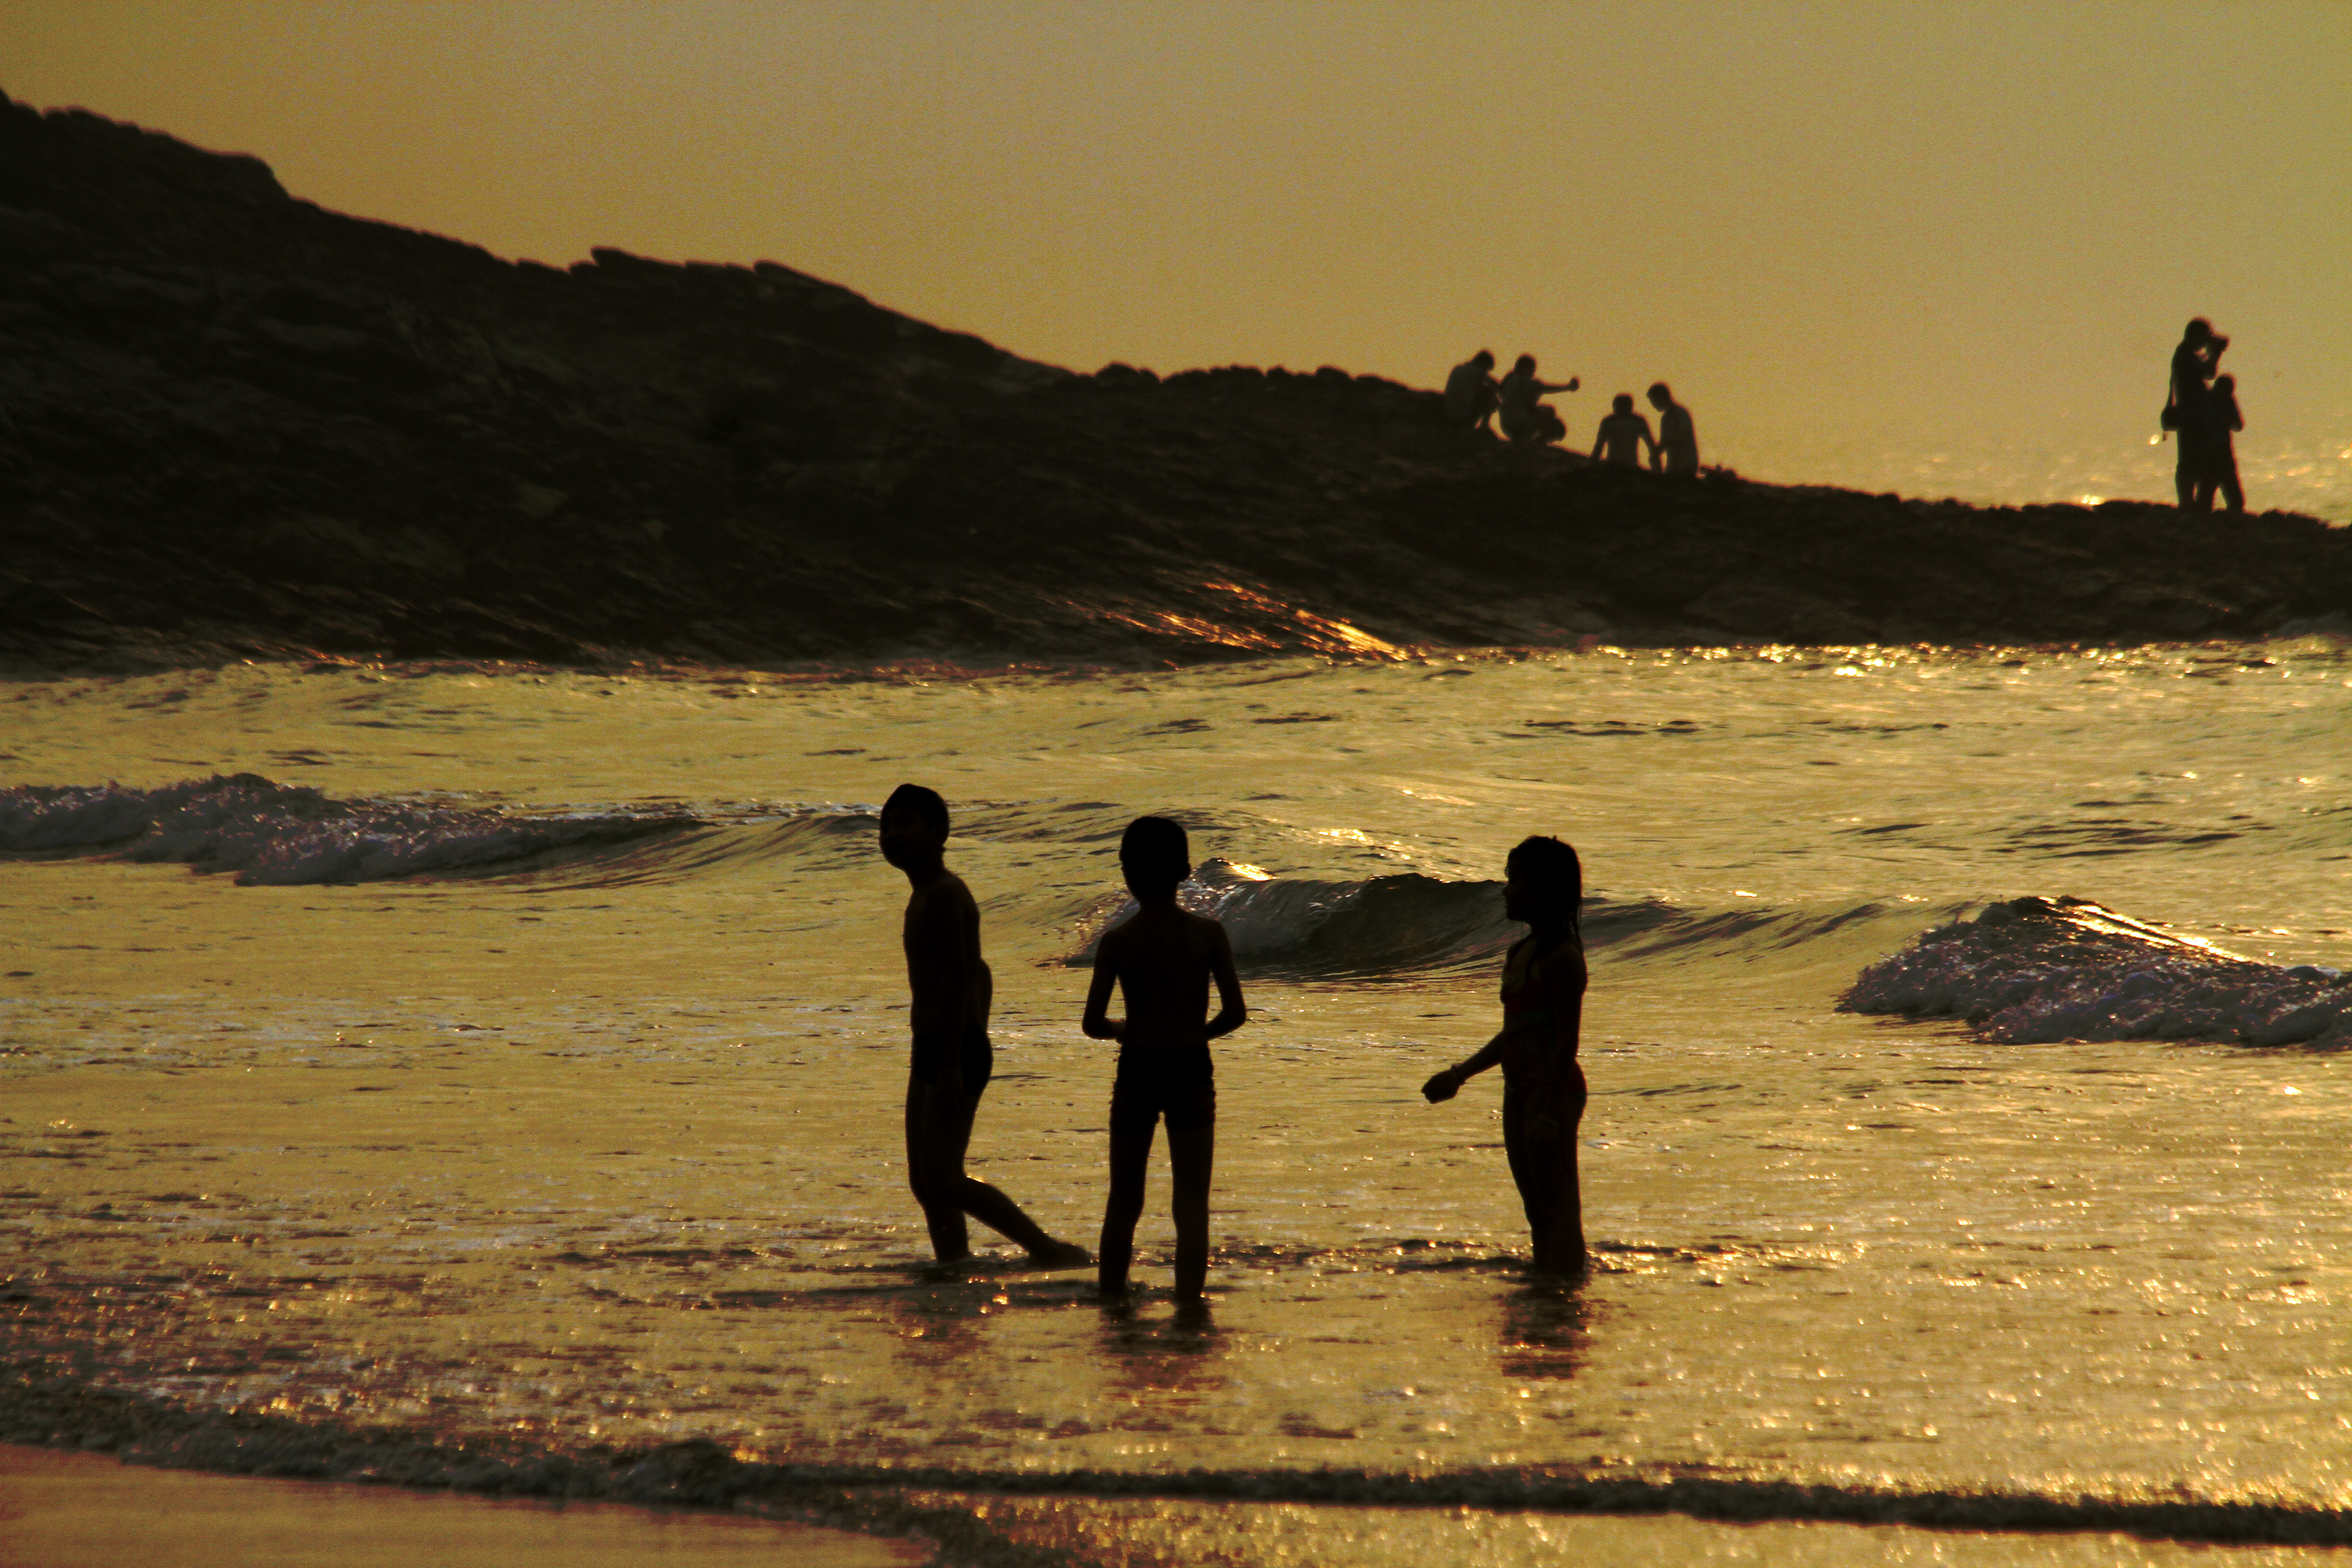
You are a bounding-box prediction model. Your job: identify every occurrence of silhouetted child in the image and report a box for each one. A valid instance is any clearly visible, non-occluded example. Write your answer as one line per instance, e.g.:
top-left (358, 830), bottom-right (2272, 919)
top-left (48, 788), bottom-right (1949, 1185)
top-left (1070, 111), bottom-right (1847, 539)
top-left (1646, 382), bottom-right (1699, 475)
top-left (2197, 373), bottom-right (2245, 515)
top-left (1592, 394), bottom-right (1657, 468)
top-left (1422, 835), bottom-right (1589, 1276)
top-left (1444, 349), bottom-right (1501, 434)
top-left (1497, 353), bottom-right (1578, 446)
top-left (1083, 816), bottom-right (1246, 1307)
top-left (880, 783), bottom-right (1089, 1271)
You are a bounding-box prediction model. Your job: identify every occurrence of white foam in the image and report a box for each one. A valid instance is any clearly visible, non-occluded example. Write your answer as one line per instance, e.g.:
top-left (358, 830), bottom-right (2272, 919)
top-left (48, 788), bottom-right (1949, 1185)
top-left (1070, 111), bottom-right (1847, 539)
top-left (1842, 897), bottom-right (2352, 1049)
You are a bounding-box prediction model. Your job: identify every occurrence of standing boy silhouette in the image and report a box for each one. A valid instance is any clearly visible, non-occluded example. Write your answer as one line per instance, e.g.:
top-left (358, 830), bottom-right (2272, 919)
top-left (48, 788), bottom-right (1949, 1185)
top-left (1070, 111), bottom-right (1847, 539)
top-left (879, 783), bottom-right (1088, 1270)
top-left (2196, 373), bottom-right (2246, 515)
top-left (1082, 817), bottom-right (1246, 1307)
top-left (1647, 382), bottom-right (1700, 475)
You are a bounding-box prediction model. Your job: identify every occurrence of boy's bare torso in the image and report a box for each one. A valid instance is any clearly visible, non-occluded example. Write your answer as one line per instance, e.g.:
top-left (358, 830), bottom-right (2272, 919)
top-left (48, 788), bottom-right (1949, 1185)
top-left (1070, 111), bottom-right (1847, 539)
top-left (902, 871), bottom-right (993, 1037)
top-left (1098, 908), bottom-right (1221, 1049)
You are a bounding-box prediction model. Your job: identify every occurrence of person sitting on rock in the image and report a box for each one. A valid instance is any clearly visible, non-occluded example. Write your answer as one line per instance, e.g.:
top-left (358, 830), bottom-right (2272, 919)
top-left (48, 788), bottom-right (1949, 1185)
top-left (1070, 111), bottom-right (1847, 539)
top-left (1444, 350), bottom-right (1502, 434)
top-left (2195, 373), bottom-right (2246, 515)
top-left (1497, 354), bottom-right (1578, 446)
top-left (1646, 382), bottom-right (1699, 475)
top-left (1591, 394), bottom-right (1658, 468)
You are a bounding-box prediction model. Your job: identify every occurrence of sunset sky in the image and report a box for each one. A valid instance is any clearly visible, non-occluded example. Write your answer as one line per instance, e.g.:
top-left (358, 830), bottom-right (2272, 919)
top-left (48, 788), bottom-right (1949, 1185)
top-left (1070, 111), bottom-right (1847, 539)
top-left (7, 1), bottom-right (2347, 496)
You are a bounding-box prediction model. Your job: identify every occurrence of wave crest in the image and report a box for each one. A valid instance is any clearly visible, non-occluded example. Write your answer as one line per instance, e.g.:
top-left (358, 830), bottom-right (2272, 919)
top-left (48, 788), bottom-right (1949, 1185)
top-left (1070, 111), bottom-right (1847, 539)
top-left (0, 774), bottom-right (692, 886)
top-left (1065, 860), bottom-right (1681, 980)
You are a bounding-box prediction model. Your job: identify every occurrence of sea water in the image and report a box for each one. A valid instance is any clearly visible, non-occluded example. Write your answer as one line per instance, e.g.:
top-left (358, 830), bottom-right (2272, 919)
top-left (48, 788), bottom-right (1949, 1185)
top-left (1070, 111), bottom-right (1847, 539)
top-left (4, 641), bottom-right (2350, 1563)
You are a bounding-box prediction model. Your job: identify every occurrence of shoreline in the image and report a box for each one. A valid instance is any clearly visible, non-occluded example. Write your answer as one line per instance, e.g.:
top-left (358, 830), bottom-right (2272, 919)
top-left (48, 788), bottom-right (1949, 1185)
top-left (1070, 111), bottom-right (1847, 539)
top-left (4, 1368), bottom-right (2349, 1549)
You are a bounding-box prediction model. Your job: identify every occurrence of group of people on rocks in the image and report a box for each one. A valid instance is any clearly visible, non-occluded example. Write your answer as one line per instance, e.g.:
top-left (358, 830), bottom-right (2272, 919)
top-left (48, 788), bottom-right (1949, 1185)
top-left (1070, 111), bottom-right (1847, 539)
top-left (1443, 318), bottom-right (2255, 513)
top-left (879, 785), bottom-right (1591, 1310)
top-left (2166, 317), bottom-right (2246, 514)
top-left (1444, 349), bottom-right (1700, 476)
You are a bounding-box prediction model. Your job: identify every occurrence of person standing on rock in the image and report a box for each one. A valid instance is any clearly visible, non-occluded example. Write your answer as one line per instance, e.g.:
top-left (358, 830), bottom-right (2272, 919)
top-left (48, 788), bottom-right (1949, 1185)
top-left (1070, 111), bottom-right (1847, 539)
top-left (1647, 382), bottom-right (1700, 476)
top-left (1445, 350), bottom-right (1503, 434)
top-left (2166, 318), bottom-right (2228, 509)
top-left (1497, 354), bottom-right (1578, 446)
top-left (2195, 373), bottom-right (2247, 515)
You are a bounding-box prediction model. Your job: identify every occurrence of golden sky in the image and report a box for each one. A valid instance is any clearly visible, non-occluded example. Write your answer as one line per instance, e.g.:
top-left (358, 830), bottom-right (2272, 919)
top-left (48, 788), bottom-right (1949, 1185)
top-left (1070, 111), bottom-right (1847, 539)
top-left (7, 1), bottom-right (2347, 492)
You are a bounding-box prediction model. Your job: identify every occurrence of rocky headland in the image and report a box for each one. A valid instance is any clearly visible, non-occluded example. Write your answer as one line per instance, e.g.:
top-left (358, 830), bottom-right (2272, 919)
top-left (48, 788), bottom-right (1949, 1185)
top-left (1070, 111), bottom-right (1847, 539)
top-left (4, 93), bottom-right (2348, 673)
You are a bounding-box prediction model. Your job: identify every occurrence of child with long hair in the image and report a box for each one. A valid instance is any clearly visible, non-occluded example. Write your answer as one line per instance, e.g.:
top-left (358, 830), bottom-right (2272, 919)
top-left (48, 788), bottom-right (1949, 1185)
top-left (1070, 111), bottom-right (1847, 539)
top-left (1421, 835), bottom-right (1589, 1274)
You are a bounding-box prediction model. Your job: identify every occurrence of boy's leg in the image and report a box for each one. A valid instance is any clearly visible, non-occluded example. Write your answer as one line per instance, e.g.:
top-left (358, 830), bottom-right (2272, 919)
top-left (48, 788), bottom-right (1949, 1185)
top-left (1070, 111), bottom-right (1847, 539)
top-left (1167, 1115), bottom-right (1215, 1303)
top-left (908, 1078), bottom-right (1075, 1262)
top-left (2220, 456), bottom-right (2244, 514)
top-left (904, 1079), bottom-right (973, 1262)
top-left (1098, 1106), bottom-right (1155, 1294)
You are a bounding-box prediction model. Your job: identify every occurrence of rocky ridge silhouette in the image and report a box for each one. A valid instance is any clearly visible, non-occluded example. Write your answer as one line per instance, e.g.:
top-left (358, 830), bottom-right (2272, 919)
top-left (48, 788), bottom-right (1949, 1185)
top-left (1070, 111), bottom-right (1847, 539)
top-left (3, 92), bottom-right (2347, 673)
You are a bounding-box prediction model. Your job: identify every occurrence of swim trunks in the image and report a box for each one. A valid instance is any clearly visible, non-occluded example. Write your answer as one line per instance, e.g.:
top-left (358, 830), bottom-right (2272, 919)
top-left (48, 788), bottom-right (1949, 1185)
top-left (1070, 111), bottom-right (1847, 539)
top-left (1109, 1043), bottom-right (1215, 1137)
top-left (910, 1025), bottom-right (992, 1096)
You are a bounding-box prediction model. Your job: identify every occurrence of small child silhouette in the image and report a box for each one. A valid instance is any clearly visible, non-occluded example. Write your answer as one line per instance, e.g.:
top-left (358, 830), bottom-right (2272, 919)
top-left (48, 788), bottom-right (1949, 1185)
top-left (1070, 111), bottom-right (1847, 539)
top-left (2197, 373), bottom-right (2246, 515)
top-left (1082, 817), bottom-right (1246, 1308)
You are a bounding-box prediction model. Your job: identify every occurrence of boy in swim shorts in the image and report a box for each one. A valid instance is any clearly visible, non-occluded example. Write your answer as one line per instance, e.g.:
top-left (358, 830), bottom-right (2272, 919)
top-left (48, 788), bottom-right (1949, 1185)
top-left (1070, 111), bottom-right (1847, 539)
top-left (879, 783), bottom-right (1088, 1270)
top-left (1082, 816), bottom-right (1247, 1307)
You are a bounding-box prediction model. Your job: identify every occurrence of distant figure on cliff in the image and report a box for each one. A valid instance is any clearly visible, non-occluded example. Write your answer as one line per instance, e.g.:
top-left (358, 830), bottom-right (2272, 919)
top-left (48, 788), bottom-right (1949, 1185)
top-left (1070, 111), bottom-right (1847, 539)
top-left (2165, 318), bottom-right (2228, 509)
top-left (1498, 354), bottom-right (1578, 446)
top-left (1445, 350), bottom-right (1502, 434)
top-left (1646, 382), bottom-right (1700, 475)
top-left (880, 783), bottom-right (1090, 1273)
top-left (2196, 373), bottom-right (2246, 515)
top-left (1591, 394), bottom-right (1657, 468)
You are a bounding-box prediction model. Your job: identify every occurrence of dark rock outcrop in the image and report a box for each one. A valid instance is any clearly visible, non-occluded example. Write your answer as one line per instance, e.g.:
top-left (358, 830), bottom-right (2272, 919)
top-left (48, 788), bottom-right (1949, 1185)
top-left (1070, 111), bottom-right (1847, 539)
top-left (4, 93), bottom-right (2348, 671)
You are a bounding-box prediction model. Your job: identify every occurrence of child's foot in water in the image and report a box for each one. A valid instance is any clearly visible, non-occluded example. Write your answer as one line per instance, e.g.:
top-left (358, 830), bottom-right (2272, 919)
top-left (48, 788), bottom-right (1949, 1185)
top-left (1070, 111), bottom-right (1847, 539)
top-left (1026, 1240), bottom-right (1092, 1270)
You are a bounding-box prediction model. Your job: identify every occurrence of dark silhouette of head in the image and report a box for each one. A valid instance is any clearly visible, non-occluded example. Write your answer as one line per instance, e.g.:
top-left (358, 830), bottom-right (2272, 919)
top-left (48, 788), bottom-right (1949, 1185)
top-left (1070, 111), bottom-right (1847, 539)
top-left (1504, 835), bottom-right (1583, 930)
top-left (1120, 815), bottom-right (1192, 897)
top-left (1611, 393), bottom-right (1634, 414)
top-left (1473, 349), bottom-right (1495, 368)
top-left (2214, 373), bottom-right (2236, 394)
top-left (883, 782), bottom-right (948, 833)
top-left (1646, 381), bottom-right (1673, 408)
top-left (879, 783), bottom-right (951, 871)
top-left (2184, 318), bottom-right (2215, 343)
top-left (1513, 353), bottom-right (1536, 374)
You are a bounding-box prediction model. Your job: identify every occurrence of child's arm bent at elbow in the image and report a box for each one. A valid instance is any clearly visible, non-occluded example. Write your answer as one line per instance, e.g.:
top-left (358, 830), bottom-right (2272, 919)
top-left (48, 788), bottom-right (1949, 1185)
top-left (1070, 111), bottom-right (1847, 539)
top-left (1203, 923), bottom-right (1246, 1040)
top-left (1082, 944), bottom-right (1125, 1041)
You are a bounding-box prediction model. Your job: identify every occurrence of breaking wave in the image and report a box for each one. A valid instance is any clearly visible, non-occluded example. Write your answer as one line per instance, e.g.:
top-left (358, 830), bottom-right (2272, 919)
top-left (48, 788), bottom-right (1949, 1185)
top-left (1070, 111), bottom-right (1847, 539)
top-left (0, 774), bottom-right (694, 886)
top-left (1842, 895), bottom-right (2352, 1048)
top-left (1064, 859), bottom-right (1683, 980)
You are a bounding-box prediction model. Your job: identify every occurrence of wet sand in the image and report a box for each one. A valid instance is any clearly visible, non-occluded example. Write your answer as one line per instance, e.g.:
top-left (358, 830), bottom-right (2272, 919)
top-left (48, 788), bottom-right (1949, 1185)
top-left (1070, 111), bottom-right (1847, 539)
top-left (0, 1442), bottom-right (921, 1567)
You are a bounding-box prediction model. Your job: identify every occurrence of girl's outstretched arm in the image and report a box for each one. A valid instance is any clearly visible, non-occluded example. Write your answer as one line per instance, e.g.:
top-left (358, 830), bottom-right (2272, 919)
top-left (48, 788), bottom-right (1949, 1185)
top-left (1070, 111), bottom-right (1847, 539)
top-left (1423, 1031), bottom-right (1508, 1102)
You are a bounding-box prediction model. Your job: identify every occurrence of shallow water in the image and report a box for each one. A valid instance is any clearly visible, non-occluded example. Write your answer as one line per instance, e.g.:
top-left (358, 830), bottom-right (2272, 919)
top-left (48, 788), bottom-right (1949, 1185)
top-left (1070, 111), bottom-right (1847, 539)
top-left (4, 642), bottom-right (2350, 1560)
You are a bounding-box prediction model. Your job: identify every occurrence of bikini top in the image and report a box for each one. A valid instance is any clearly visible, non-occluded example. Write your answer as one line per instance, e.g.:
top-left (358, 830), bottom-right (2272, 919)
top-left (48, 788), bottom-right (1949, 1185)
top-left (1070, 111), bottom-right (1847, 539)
top-left (1499, 934), bottom-right (1587, 1065)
